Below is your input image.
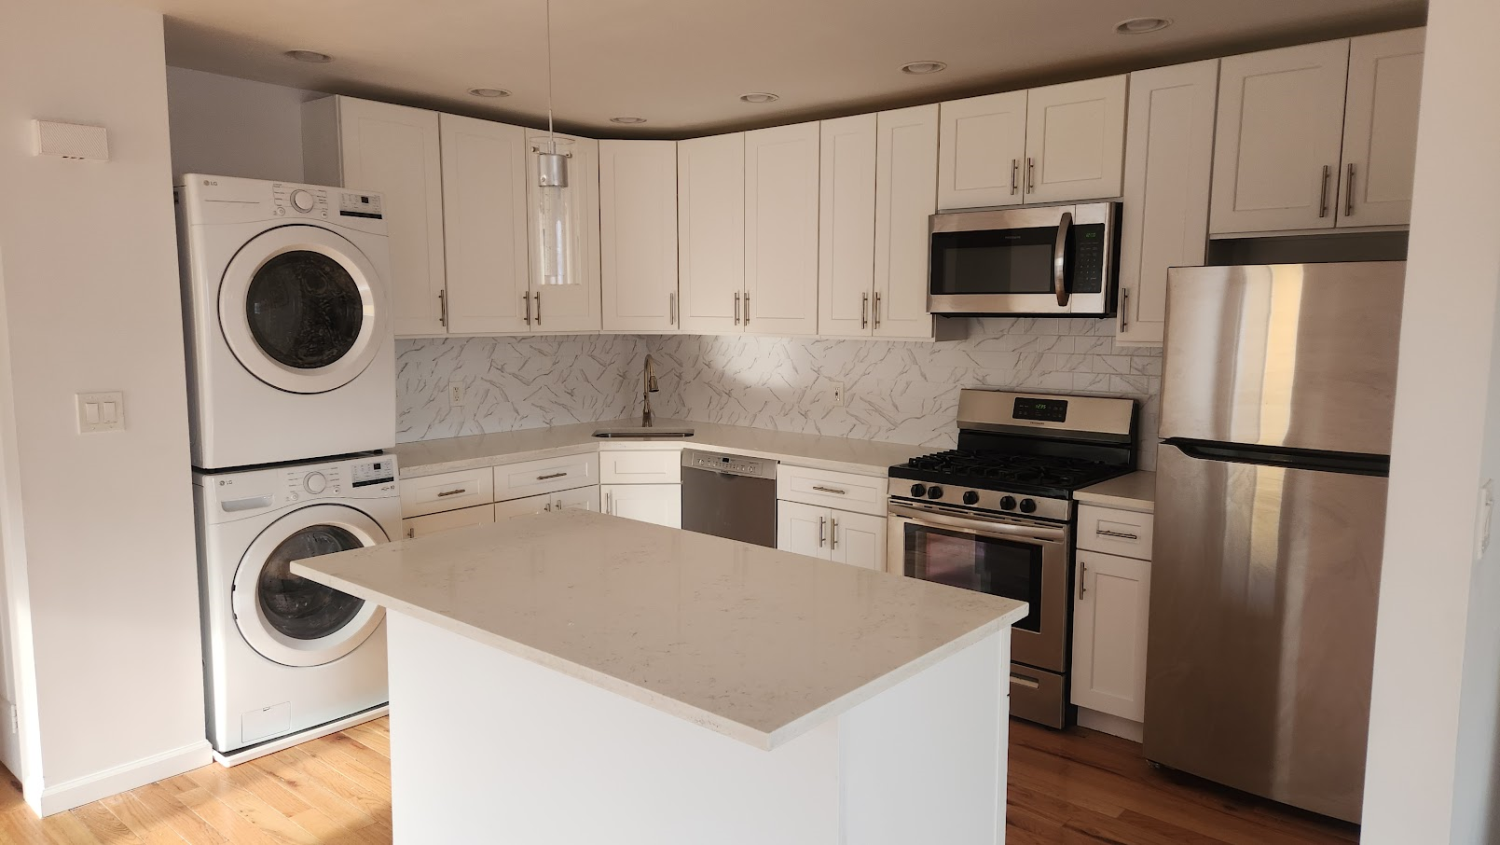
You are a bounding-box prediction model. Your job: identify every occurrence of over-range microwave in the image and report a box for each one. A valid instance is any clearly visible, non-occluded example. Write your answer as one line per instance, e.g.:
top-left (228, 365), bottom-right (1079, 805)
top-left (928, 202), bottom-right (1121, 317)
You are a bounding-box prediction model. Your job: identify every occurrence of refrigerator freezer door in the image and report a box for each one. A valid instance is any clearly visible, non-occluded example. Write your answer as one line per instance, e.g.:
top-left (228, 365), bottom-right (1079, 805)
top-left (1160, 262), bottom-right (1405, 456)
top-left (1144, 443), bottom-right (1387, 823)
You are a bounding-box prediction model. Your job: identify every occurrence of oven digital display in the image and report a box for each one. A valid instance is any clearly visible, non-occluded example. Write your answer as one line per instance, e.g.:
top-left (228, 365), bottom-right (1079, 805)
top-left (1013, 397), bottom-right (1068, 423)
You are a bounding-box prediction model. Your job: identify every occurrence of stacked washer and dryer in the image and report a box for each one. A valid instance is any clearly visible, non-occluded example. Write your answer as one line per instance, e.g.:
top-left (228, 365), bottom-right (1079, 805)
top-left (176, 175), bottom-right (400, 765)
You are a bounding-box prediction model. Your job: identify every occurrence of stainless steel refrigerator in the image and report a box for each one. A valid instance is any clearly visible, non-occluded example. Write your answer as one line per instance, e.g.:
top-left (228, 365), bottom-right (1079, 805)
top-left (1145, 261), bottom-right (1405, 824)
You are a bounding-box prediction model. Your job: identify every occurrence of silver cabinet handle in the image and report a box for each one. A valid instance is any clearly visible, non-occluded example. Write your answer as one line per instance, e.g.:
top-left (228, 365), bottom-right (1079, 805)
top-left (1052, 210), bottom-right (1072, 307)
top-left (523, 291), bottom-right (532, 325)
top-left (1010, 159), bottom-right (1019, 195)
top-left (544, 501), bottom-right (553, 512)
top-left (819, 515), bottom-right (827, 547)
top-left (861, 292), bottom-right (869, 329)
top-left (1010, 673), bottom-right (1041, 689)
top-left (1097, 528), bottom-right (1140, 540)
top-left (1318, 165), bottom-right (1332, 218)
top-left (1078, 560), bottom-right (1087, 600)
top-left (734, 291), bottom-right (740, 325)
top-left (669, 291), bottom-right (677, 325)
top-left (1345, 163), bottom-right (1356, 217)
top-left (534, 291), bottom-right (542, 325)
top-left (830, 517), bottom-right (839, 550)
top-left (438, 290), bottom-right (448, 328)
top-left (436, 488), bottom-right (468, 498)
top-left (605, 490), bottom-right (613, 514)
top-left (406, 527), bottom-right (415, 539)
top-left (811, 485), bottom-right (847, 495)
top-left (1119, 287), bottom-right (1130, 333)
top-left (537, 472), bottom-right (568, 481)
top-left (743, 292), bottom-right (750, 325)
top-left (1026, 157), bottom-right (1035, 193)
top-left (873, 292), bottom-right (881, 328)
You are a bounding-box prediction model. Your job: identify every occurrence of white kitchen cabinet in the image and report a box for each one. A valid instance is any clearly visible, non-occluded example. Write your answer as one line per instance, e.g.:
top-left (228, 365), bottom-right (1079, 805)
top-left (494, 485), bottom-right (600, 520)
top-left (303, 96), bottom-right (447, 336)
top-left (602, 483), bottom-right (681, 528)
top-left (402, 503), bottom-right (495, 539)
top-left (777, 500), bottom-right (830, 559)
top-left (1071, 550), bottom-right (1151, 722)
top-left (744, 122), bottom-right (820, 336)
top-left (937, 91), bottom-right (1027, 210)
top-left (1338, 28), bottom-right (1425, 228)
top-left (677, 133), bottom-right (746, 334)
top-left (399, 468), bottom-right (495, 519)
top-left (1022, 76), bottom-right (1128, 204)
top-left (494, 452), bottom-right (600, 501)
top-left (874, 104), bottom-right (940, 340)
top-left (438, 113), bottom-right (530, 334)
top-left (777, 501), bottom-right (886, 570)
top-left (817, 114), bottom-right (877, 338)
top-left (598, 449), bottom-right (681, 484)
top-left (1210, 40), bottom-right (1351, 234)
top-left (524, 132), bottom-right (602, 333)
top-left (1116, 61), bottom-right (1218, 346)
top-left (600, 140), bottom-right (679, 332)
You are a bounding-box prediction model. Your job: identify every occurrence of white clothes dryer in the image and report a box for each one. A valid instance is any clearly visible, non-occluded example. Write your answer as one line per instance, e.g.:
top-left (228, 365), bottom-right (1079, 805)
top-left (176, 174), bottom-right (395, 469)
top-left (194, 454), bottom-right (400, 764)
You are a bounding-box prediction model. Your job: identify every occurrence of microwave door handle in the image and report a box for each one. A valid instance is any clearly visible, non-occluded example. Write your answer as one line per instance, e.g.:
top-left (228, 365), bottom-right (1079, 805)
top-left (888, 503), bottom-right (1066, 544)
top-left (1052, 210), bottom-right (1072, 308)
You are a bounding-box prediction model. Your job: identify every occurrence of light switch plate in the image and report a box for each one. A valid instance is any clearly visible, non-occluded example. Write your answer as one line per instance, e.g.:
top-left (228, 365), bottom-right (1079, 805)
top-left (77, 391), bottom-right (124, 433)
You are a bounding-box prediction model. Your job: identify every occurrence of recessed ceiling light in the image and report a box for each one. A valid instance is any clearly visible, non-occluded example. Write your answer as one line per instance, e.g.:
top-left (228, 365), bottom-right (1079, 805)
top-left (284, 50), bottom-right (332, 63)
top-left (1115, 17), bottom-right (1172, 34)
top-left (610, 116), bottom-right (648, 124)
top-left (739, 92), bottom-right (780, 104)
top-left (901, 60), bottom-right (948, 75)
top-left (467, 87), bottom-right (512, 98)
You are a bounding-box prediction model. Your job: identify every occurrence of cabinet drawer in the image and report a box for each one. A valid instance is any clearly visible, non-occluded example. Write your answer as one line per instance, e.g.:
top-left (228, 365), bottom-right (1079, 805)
top-left (402, 504), bottom-right (495, 539)
top-left (495, 453), bottom-right (600, 501)
top-left (776, 465), bottom-right (886, 516)
top-left (400, 469), bottom-right (494, 518)
top-left (598, 449), bottom-right (681, 484)
top-left (1077, 505), bottom-right (1154, 560)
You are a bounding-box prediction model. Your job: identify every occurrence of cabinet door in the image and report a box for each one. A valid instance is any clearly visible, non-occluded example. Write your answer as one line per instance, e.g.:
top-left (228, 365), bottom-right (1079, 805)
top-left (1023, 76), bottom-right (1128, 204)
top-left (602, 484), bottom-right (681, 528)
top-left (937, 91), bottom-right (1027, 210)
top-left (1338, 28), bottom-right (1425, 228)
top-left (1071, 550), bottom-right (1151, 722)
top-left (874, 104), bottom-right (939, 340)
top-left (403, 504), bottom-right (495, 539)
top-left (817, 114), bottom-right (877, 338)
top-left (552, 485), bottom-right (600, 513)
top-left (332, 98), bottom-right (447, 336)
top-left (439, 114), bottom-right (530, 334)
top-left (493, 492), bottom-right (554, 520)
top-left (776, 501), bottom-right (830, 560)
top-left (745, 122), bottom-right (820, 336)
top-left (525, 132), bottom-right (602, 333)
top-left (600, 140), bottom-right (679, 332)
top-left (1116, 61), bottom-right (1218, 346)
top-left (829, 509), bottom-right (886, 571)
top-left (1211, 40), bottom-right (1351, 234)
top-left (677, 134), bottom-right (745, 334)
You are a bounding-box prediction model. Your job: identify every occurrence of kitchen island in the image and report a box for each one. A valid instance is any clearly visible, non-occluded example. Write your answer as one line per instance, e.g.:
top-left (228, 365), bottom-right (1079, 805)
top-left (295, 510), bottom-right (1027, 844)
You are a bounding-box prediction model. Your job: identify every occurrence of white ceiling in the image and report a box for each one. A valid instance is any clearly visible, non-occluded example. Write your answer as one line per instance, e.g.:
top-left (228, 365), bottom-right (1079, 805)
top-left (132, 0), bottom-right (1425, 137)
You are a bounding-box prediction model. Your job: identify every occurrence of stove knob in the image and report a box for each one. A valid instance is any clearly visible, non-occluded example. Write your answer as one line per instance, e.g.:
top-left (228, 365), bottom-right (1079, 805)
top-left (1019, 498), bottom-right (1038, 514)
top-left (999, 496), bottom-right (1017, 510)
top-left (909, 484), bottom-right (927, 498)
top-left (926, 486), bottom-right (944, 500)
top-left (962, 491), bottom-right (980, 506)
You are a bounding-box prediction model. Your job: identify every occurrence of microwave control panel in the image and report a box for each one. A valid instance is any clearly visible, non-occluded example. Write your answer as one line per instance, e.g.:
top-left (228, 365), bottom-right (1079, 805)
top-left (1072, 224), bottom-right (1107, 293)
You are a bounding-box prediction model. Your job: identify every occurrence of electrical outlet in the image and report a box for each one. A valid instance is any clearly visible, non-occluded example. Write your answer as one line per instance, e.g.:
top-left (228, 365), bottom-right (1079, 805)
top-left (448, 381), bottom-right (466, 407)
top-left (831, 381), bottom-right (846, 406)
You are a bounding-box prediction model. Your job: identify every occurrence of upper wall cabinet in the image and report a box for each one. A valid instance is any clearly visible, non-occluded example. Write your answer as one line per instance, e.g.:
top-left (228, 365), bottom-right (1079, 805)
top-left (599, 140), bottom-right (679, 333)
top-left (1210, 29), bottom-right (1425, 234)
top-left (745, 122), bottom-right (820, 336)
top-left (677, 133), bottom-right (746, 334)
top-left (1116, 60), bottom-right (1219, 346)
top-left (817, 114), bottom-right (878, 338)
top-left (438, 114), bottom-right (530, 335)
top-left (524, 131), bottom-right (602, 334)
top-left (304, 96), bottom-right (447, 337)
top-left (937, 77), bottom-right (1126, 211)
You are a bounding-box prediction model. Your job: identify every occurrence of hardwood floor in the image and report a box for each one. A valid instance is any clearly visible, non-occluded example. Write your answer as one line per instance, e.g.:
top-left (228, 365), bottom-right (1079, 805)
top-left (0, 717), bottom-right (1359, 844)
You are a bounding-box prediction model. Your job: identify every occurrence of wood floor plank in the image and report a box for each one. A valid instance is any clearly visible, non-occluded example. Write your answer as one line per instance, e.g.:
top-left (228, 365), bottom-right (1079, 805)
top-left (70, 803), bottom-right (146, 845)
top-left (168, 787), bottom-right (281, 845)
top-left (248, 751), bottom-right (377, 832)
top-left (338, 724), bottom-right (389, 759)
top-left (125, 785), bottom-right (228, 845)
top-left (39, 811), bottom-right (106, 845)
top-left (0, 807), bottom-right (53, 845)
top-left (97, 794), bottom-right (186, 845)
top-left (272, 749), bottom-right (391, 829)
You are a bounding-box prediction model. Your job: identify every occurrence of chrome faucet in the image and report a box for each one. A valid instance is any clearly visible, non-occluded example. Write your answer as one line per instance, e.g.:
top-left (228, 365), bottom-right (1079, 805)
top-left (642, 354), bottom-right (659, 427)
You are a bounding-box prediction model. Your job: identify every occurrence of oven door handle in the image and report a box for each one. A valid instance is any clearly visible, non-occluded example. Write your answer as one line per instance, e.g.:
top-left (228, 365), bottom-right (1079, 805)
top-left (888, 504), bottom-right (1066, 544)
top-left (1052, 210), bottom-right (1072, 307)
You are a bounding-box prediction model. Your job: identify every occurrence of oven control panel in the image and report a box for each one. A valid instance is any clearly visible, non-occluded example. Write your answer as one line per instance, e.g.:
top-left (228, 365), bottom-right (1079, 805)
top-left (886, 479), bottom-right (1071, 523)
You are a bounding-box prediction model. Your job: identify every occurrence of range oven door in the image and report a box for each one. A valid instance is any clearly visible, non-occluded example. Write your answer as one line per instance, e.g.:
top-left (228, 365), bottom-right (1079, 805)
top-left (928, 202), bottom-right (1117, 316)
top-left (887, 503), bottom-right (1069, 673)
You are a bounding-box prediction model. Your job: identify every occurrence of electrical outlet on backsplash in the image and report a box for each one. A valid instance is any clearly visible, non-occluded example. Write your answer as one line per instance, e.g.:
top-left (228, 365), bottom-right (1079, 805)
top-left (395, 318), bottom-right (1162, 470)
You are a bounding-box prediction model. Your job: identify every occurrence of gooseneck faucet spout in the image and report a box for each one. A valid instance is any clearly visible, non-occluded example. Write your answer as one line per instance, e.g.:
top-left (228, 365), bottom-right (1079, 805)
top-left (642, 354), bottom-right (659, 427)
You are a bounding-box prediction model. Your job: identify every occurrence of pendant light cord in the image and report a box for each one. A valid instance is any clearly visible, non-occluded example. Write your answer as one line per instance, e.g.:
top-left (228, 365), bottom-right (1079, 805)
top-left (545, 0), bottom-right (556, 151)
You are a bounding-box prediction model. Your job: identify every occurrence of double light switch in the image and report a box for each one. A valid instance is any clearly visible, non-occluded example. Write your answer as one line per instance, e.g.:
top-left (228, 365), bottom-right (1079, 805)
top-left (77, 391), bottom-right (124, 433)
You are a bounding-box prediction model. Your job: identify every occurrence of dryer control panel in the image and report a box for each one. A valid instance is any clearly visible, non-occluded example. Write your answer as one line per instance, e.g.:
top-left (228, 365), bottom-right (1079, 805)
top-left (199, 454), bottom-right (400, 522)
top-left (270, 183), bottom-right (330, 219)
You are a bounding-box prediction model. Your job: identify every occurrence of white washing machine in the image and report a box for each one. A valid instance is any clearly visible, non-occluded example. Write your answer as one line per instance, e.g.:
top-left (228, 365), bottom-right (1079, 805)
top-left (194, 454), bottom-right (400, 764)
top-left (176, 174), bottom-right (395, 470)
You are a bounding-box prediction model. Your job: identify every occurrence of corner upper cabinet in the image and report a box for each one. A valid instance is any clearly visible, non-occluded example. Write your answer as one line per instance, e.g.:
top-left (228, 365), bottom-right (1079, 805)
top-left (303, 96), bottom-right (447, 336)
top-left (1210, 40), bottom-right (1351, 234)
top-left (1023, 75), bottom-right (1128, 204)
top-left (1338, 28), bottom-right (1425, 228)
top-left (1116, 61), bottom-right (1219, 346)
top-left (937, 91), bottom-right (1027, 210)
top-left (745, 121), bottom-right (820, 336)
top-left (524, 132), bottom-right (602, 334)
top-left (600, 140), bottom-right (679, 333)
top-left (677, 133), bottom-right (746, 334)
top-left (438, 114), bottom-right (531, 335)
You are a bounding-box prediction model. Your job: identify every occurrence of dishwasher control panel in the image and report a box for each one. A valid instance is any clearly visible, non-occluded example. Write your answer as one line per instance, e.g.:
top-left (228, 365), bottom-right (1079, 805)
top-left (682, 449), bottom-right (778, 480)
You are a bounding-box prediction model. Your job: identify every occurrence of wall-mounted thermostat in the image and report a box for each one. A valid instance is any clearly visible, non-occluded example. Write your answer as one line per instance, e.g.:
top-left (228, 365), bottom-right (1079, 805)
top-left (33, 120), bottom-right (109, 161)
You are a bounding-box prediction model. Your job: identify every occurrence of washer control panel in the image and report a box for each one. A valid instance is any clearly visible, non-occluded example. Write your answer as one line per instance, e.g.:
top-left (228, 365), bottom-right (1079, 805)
top-left (270, 182), bottom-right (330, 219)
top-left (339, 192), bottom-right (384, 220)
top-left (205, 455), bottom-right (399, 518)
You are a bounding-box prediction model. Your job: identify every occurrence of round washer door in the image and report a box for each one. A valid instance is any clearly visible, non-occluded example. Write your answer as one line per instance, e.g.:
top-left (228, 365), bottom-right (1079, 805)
top-left (219, 224), bottom-right (387, 395)
top-left (232, 503), bottom-right (388, 667)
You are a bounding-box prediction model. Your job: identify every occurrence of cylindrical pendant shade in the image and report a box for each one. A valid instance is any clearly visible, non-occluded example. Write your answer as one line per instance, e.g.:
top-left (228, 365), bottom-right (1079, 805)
top-left (533, 139), bottom-right (579, 286)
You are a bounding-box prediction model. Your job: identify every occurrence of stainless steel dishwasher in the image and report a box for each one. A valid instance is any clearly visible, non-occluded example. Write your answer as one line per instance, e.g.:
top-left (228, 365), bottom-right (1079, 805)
top-left (680, 450), bottom-right (778, 548)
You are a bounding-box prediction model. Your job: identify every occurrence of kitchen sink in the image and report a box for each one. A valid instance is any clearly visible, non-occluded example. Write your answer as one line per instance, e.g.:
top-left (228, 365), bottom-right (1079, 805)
top-left (592, 427), bottom-right (695, 439)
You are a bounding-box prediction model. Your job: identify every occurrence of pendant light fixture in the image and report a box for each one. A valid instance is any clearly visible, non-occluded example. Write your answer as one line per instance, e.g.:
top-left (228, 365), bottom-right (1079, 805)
top-left (532, 0), bottom-right (579, 286)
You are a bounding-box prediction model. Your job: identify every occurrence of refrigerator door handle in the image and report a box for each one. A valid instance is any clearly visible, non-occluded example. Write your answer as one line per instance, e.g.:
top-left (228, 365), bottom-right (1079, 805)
top-left (1167, 439), bottom-right (1390, 477)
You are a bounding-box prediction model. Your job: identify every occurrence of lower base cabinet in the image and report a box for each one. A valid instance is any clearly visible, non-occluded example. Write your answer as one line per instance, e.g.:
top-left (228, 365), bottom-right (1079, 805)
top-left (1070, 549), bottom-right (1151, 721)
top-left (495, 485), bottom-right (600, 520)
top-left (602, 483), bottom-right (681, 528)
top-left (776, 500), bottom-right (886, 570)
top-left (403, 503), bottom-right (495, 539)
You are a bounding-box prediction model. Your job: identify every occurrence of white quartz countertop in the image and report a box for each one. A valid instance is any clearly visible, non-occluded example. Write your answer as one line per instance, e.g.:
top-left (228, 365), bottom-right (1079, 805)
top-left (1075, 470), bottom-right (1157, 513)
top-left (294, 510), bottom-right (1027, 750)
top-left (394, 418), bottom-right (930, 479)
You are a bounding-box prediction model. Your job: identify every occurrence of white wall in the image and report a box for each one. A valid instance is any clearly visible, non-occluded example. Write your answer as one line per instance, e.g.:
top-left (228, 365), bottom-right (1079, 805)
top-left (165, 66), bottom-right (317, 183)
top-left (1362, 0), bottom-right (1500, 841)
top-left (0, 0), bottom-right (209, 814)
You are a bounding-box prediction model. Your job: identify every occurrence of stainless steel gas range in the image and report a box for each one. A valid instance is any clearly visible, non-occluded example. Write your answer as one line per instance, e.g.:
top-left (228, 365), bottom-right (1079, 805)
top-left (886, 389), bottom-right (1137, 728)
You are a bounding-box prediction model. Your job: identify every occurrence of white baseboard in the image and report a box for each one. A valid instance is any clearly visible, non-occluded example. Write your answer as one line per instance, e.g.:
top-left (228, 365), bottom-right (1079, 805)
top-left (213, 704), bottom-right (388, 767)
top-left (37, 739), bottom-right (212, 816)
top-left (1076, 707), bottom-right (1144, 743)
